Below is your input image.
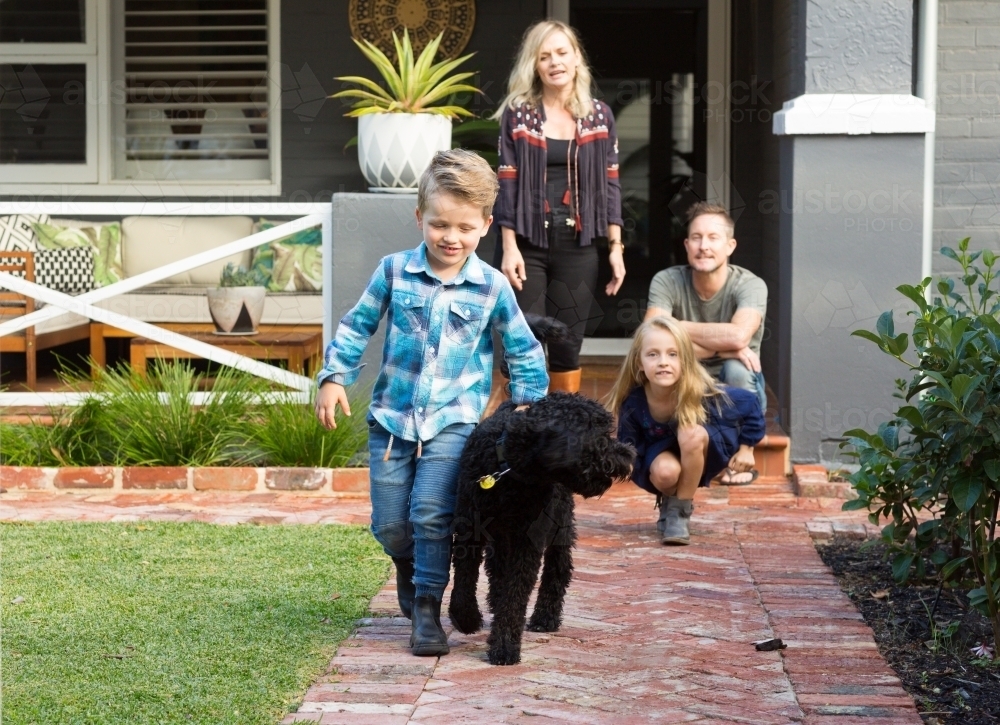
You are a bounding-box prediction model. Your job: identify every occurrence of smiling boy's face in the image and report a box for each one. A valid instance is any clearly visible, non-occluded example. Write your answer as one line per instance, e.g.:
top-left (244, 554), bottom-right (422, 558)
top-left (415, 192), bottom-right (493, 281)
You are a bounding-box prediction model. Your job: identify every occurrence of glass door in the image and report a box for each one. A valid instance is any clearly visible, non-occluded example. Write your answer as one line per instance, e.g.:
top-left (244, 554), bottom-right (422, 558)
top-left (571, 2), bottom-right (707, 338)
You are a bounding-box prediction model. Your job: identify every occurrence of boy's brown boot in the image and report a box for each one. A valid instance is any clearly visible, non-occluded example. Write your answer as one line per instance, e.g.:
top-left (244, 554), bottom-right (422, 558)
top-left (660, 496), bottom-right (693, 546)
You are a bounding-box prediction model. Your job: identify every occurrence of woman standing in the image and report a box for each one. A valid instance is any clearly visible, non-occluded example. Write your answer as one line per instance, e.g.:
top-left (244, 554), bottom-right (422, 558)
top-left (491, 20), bottom-right (625, 396)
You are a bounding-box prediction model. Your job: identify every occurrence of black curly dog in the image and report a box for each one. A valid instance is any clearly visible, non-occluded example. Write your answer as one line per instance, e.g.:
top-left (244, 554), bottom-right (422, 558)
top-left (448, 318), bottom-right (635, 665)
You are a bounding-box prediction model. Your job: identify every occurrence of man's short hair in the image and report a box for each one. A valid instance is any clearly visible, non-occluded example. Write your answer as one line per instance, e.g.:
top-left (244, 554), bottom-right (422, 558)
top-left (686, 201), bottom-right (734, 237)
top-left (417, 149), bottom-right (499, 220)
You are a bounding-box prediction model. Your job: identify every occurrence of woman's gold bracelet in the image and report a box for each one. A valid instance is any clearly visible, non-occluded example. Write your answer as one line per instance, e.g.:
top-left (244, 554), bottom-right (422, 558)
top-left (609, 240), bottom-right (624, 250)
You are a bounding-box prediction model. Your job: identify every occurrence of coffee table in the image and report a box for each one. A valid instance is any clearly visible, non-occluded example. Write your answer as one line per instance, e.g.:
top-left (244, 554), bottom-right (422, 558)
top-left (129, 330), bottom-right (324, 377)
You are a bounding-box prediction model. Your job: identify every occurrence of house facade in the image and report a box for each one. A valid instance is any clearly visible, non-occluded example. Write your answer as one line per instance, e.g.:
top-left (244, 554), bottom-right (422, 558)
top-left (1, 0), bottom-right (997, 462)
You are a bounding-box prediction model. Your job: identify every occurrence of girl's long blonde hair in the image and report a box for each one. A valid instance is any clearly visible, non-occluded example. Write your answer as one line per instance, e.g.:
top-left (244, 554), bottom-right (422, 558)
top-left (606, 317), bottom-right (725, 428)
top-left (493, 20), bottom-right (595, 120)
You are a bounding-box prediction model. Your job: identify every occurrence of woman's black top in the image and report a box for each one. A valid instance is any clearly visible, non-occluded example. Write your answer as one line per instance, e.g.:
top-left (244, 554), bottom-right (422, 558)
top-left (545, 137), bottom-right (571, 225)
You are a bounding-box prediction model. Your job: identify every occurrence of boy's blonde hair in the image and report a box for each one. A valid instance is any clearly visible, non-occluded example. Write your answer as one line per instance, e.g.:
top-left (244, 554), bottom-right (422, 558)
top-left (417, 149), bottom-right (499, 220)
top-left (492, 20), bottom-right (595, 120)
top-left (605, 316), bottom-right (725, 429)
top-left (687, 201), bottom-right (735, 238)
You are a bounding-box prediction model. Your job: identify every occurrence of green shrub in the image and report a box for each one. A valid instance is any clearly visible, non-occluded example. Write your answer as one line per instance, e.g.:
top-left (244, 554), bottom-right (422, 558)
top-left (843, 237), bottom-right (1000, 656)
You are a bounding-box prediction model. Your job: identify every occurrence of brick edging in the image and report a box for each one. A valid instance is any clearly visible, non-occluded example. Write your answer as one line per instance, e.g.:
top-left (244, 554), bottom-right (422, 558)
top-left (792, 463), bottom-right (857, 500)
top-left (0, 466), bottom-right (369, 495)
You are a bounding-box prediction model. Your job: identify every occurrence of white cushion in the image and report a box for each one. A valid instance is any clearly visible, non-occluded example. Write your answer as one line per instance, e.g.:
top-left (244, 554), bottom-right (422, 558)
top-left (120, 216), bottom-right (253, 285)
top-left (35, 310), bottom-right (90, 335)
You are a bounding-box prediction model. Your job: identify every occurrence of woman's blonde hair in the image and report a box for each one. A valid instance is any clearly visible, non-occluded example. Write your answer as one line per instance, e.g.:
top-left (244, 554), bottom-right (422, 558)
top-left (493, 20), bottom-right (595, 120)
top-left (606, 317), bottom-right (725, 428)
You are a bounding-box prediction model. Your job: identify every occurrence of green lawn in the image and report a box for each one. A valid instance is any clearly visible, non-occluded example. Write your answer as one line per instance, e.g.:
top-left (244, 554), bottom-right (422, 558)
top-left (0, 522), bottom-right (389, 725)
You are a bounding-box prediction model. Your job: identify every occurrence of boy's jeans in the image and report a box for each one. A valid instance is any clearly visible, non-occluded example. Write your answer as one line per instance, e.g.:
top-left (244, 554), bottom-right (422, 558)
top-left (367, 415), bottom-right (475, 601)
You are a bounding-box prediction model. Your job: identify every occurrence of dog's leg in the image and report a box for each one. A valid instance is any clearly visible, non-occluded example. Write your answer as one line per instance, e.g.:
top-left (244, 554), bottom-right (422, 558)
top-left (486, 542), bottom-right (542, 666)
top-left (526, 544), bottom-right (573, 632)
top-left (527, 491), bottom-right (577, 632)
top-left (448, 538), bottom-right (484, 634)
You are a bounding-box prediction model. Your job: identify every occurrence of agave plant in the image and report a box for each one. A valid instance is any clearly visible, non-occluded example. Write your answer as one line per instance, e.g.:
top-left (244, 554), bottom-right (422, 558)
top-left (332, 29), bottom-right (479, 118)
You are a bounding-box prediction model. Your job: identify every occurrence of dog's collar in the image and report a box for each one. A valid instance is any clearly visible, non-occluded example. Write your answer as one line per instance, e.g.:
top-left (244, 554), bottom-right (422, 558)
top-left (479, 430), bottom-right (512, 490)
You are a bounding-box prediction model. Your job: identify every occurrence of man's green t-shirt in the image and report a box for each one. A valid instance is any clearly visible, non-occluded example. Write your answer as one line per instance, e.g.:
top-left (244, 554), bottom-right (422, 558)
top-left (647, 264), bottom-right (768, 375)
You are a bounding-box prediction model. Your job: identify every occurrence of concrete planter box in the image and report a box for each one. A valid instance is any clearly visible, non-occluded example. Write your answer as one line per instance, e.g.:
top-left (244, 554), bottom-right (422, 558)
top-left (0, 466), bottom-right (370, 495)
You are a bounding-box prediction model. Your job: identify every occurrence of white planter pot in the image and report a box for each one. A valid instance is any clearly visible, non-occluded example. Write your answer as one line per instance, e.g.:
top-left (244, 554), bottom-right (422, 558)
top-left (206, 287), bottom-right (266, 335)
top-left (357, 113), bottom-right (452, 190)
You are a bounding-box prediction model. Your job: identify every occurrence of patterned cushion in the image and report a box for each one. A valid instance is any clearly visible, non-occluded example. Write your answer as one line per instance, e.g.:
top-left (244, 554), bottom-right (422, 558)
top-left (0, 214), bottom-right (50, 252)
top-left (32, 221), bottom-right (123, 288)
top-left (250, 218), bottom-right (322, 292)
top-left (35, 247), bottom-right (95, 294)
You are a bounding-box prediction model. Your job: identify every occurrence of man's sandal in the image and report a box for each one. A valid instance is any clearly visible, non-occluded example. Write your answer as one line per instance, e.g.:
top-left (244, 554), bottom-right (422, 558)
top-left (719, 468), bottom-right (759, 486)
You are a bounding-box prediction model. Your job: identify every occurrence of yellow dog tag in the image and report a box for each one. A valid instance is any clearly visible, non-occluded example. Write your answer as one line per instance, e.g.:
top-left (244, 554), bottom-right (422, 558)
top-left (478, 475), bottom-right (496, 490)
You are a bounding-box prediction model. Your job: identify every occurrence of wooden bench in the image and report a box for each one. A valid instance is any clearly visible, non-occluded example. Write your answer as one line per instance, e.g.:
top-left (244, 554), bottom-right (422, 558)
top-left (129, 329), bottom-right (324, 377)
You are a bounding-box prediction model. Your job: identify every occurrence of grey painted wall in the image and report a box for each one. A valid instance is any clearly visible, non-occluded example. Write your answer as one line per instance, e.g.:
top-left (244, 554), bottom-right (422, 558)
top-left (934, 0), bottom-right (1000, 270)
top-left (803, 0), bottom-right (914, 94)
top-left (329, 193), bottom-right (423, 389)
top-left (781, 134), bottom-right (924, 461)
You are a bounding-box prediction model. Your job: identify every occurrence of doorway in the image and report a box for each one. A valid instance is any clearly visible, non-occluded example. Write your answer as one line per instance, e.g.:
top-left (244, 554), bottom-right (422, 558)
top-left (571, 1), bottom-right (709, 339)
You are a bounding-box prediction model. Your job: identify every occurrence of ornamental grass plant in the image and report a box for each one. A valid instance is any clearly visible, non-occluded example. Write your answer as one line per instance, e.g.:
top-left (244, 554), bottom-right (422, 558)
top-left (0, 362), bottom-right (369, 468)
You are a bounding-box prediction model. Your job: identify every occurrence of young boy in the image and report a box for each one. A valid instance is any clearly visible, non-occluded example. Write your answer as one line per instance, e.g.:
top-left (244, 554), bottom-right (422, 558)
top-left (315, 149), bottom-right (549, 657)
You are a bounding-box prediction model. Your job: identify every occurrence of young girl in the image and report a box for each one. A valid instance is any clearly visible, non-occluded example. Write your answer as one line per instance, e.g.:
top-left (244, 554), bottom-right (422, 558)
top-left (607, 317), bottom-right (765, 545)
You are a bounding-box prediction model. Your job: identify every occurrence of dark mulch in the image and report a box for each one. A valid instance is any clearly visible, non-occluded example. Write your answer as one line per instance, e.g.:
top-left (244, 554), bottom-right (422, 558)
top-left (816, 537), bottom-right (1000, 725)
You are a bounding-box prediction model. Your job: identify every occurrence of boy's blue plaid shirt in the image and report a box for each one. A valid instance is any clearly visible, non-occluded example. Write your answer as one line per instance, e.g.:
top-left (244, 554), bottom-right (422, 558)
top-left (317, 243), bottom-right (549, 442)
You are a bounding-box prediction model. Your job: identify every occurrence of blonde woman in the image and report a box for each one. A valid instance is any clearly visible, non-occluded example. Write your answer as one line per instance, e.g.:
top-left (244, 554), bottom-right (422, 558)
top-left (492, 20), bottom-right (625, 395)
top-left (607, 317), bottom-right (765, 545)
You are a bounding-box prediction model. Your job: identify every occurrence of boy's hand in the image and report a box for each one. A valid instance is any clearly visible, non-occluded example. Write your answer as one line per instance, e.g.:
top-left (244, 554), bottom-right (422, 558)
top-left (315, 381), bottom-right (351, 430)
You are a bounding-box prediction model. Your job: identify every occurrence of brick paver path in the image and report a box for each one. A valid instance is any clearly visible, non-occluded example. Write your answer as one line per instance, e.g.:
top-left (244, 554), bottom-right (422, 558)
top-left (0, 483), bottom-right (923, 724)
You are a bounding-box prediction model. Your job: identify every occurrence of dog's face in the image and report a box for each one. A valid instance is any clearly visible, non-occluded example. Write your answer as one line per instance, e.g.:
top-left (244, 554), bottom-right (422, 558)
top-left (503, 392), bottom-right (635, 498)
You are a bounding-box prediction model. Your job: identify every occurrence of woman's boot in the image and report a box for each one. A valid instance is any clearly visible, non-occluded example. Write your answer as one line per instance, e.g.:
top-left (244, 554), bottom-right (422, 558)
top-left (482, 377), bottom-right (510, 419)
top-left (410, 595), bottom-right (450, 656)
top-left (391, 557), bottom-right (415, 618)
top-left (548, 369), bottom-right (582, 393)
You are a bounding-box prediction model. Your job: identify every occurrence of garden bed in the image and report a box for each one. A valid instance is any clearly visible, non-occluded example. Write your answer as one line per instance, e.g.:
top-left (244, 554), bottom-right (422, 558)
top-left (817, 537), bottom-right (1000, 725)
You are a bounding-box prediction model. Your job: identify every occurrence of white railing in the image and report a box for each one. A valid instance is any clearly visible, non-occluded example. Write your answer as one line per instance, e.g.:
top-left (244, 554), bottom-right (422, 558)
top-left (0, 202), bottom-right (333, 407)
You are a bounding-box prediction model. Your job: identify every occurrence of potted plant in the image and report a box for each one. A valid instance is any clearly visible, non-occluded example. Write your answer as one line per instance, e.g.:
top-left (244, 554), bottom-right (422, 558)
top-left (206, 263), bottom-right (268, 335)
top-left (332, 29), bottom-right (480, 191)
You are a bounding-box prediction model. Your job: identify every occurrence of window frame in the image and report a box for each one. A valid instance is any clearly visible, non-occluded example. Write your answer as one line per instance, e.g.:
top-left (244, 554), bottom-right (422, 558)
top-left (0, 0), bottom-right (281, 196)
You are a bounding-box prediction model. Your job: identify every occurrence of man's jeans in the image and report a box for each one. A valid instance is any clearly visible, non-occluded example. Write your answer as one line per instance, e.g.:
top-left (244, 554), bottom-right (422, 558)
top-left (367, 415), bottom-right (475, 601)
top-left (717, 358), bottom-right (767, 413)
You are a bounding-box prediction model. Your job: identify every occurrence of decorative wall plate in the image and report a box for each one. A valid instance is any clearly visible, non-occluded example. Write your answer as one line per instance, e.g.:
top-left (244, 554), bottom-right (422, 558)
top-left (348, 0), bottom-right (476, 59)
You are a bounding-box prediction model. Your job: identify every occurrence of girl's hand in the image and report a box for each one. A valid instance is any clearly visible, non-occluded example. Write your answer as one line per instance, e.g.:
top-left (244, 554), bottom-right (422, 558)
top-left (315, 381), bottom-right (351, 430)
top-left (727, 445), bottom-right (755, 473)
top-left (501, 247), bottom-right (527, 291)
top-left (605, 244), bottom-right (625, 296)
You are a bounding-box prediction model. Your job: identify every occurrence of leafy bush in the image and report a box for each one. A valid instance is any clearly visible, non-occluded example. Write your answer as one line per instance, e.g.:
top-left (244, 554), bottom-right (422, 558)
top-left (843, 238), bottom-right (1000, 655)
top-left (0, 363), bottom-right (369, 468)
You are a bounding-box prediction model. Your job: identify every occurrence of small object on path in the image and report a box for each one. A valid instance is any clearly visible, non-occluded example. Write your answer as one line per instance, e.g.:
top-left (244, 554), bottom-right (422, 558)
top-left (871, 589), bottom-right (890, 601)
top-left (754, 638), bottom-right (787, 651)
